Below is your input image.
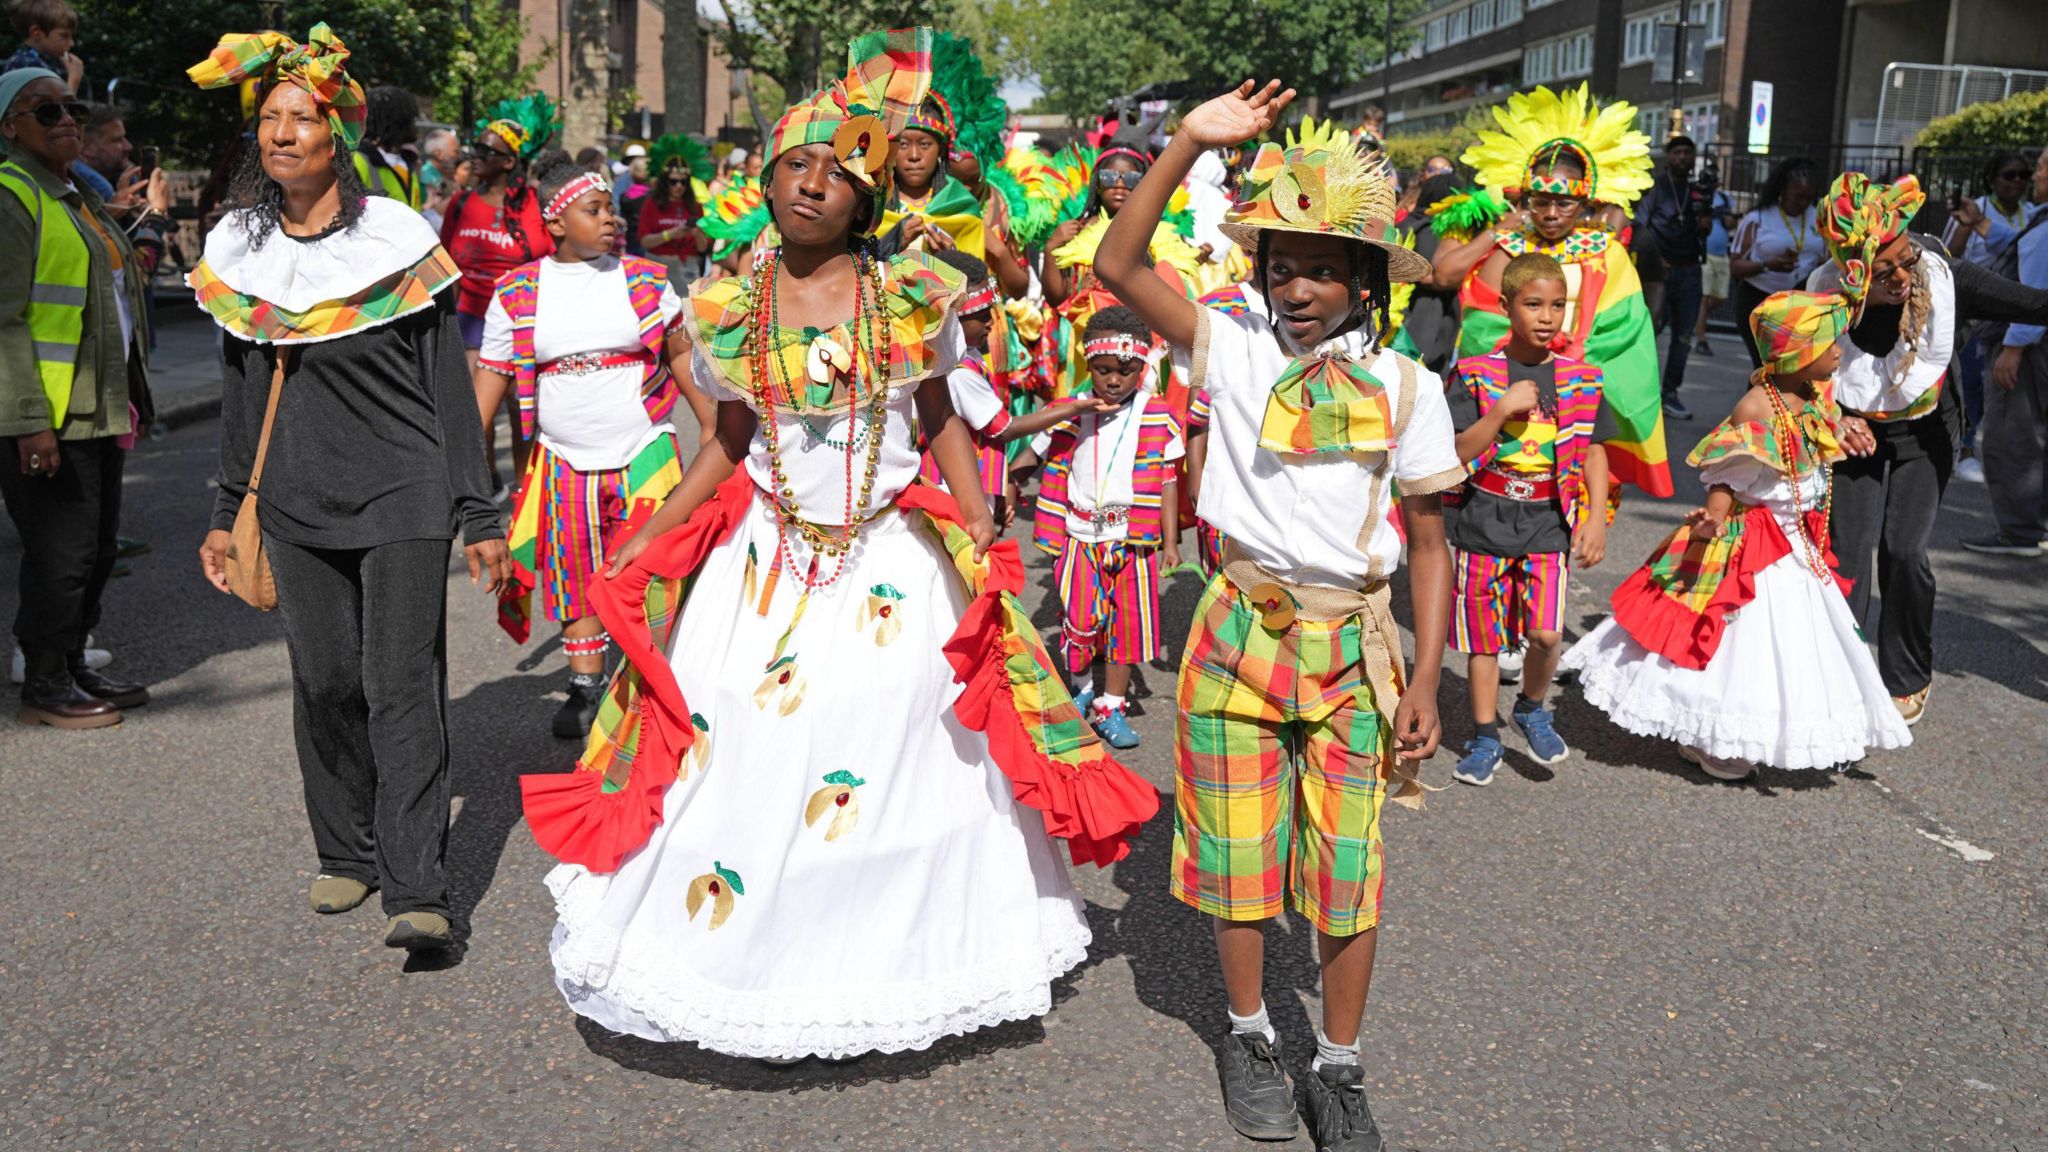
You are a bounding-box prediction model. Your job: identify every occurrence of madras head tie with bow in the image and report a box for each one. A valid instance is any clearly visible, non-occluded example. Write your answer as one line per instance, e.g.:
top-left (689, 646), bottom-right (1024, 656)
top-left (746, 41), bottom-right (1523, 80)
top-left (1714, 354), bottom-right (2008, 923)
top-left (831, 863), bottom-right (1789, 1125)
top-left (542, 171), bottom-right (611, 221)
top-left (1819, 171), bottom-right (1925, 316)
top-left (769, 27), bottom-right (933, 188)
top-left (187, 23), bottom-right (366, 152)
top-left (1747, 288), bottom-right (1854, 389)
top-left (1257, 355), bottom-right (1397, 456)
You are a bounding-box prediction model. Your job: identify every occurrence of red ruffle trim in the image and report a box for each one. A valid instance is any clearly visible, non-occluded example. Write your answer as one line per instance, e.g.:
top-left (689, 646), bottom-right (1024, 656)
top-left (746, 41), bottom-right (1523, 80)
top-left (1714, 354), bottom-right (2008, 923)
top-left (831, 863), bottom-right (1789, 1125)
top-left (898, 484), bottom-right (1159, 867)
top-left (517, 470), bottom-right (754, 873)
top-left (520, 474), bottom-right (1158, 874)
top-left (1607, 504), bottom-right (1824, 670)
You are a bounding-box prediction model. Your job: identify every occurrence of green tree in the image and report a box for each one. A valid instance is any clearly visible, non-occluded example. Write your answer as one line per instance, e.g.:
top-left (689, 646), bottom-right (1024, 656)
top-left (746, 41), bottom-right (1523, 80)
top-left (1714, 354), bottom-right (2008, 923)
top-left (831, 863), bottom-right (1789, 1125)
top-left (707, 0), bottom-right (948, 129)
top-left (1156, 0), bottom-right (1426, 101)
top-left (436, 1), bottom-right (553, 128)
top-left (75, 0), bottom-right (462, 163)
top-left (990, 0), bottom-right (1178, 121)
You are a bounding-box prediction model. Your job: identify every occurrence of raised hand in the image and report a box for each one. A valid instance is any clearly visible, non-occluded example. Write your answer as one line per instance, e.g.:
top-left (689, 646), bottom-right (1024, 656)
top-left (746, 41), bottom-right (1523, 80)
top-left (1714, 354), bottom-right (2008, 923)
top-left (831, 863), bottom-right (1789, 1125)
top-left (1177, 80), bottom-right (1297, 151)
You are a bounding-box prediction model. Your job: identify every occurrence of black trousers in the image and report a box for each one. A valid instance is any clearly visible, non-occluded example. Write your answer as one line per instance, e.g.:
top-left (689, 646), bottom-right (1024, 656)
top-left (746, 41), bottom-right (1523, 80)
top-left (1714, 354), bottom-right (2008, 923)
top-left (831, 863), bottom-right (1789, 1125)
top-left (1829, 402), bottom-right (1955, 697)
top-left (267, 535), bottom-right (454, 916)
top-left (0, 435), bottom-right (123, 684)
top-left (1732, 280), bottom-right (1773, 369)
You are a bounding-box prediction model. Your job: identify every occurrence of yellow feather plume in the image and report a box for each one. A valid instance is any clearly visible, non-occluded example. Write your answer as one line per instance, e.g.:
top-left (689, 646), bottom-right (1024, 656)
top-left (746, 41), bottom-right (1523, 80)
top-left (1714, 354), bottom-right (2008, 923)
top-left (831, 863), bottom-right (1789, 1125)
top-left (1459, 83), bottom-right (1654, 209)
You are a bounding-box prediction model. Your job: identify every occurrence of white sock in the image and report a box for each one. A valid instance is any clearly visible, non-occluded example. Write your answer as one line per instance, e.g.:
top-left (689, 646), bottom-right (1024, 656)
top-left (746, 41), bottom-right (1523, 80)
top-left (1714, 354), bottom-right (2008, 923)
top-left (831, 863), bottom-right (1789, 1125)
top-left (1094, 692), bottom-right (1126, 713)
top-left (1228, 1003), bottom-right (1277, 1044)
top-left (1072, 671), bottom-right (1095, 698)
top-left (1311, 1027), bottom-right (1360, 1072)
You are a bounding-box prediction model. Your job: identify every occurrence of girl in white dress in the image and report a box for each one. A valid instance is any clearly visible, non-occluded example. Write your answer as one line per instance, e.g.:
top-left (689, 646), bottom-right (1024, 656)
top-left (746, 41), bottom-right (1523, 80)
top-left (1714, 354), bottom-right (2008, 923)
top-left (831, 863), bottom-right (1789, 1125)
top-left (1563, 289), bottom-right (1912, 780)
top-left (517, 28), bottom-right (1155, 1062)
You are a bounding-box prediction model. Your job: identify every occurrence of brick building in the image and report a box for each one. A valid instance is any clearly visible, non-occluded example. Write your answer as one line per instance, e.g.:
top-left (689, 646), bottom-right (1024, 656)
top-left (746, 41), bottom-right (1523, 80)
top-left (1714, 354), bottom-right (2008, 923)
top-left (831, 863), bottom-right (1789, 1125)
top-left (509, 0), bottom-right (743, 145)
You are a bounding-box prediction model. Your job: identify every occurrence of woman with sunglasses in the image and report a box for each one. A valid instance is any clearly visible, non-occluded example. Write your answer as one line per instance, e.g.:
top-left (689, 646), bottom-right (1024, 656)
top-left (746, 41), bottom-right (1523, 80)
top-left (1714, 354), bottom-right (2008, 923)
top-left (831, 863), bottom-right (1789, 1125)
top-left (1807, 173), bottom-right (1955, 727)
top-left (440, 97), bottom-right (556, 489)
top-left (635, 134), bottom-right (710, 285)
top-left (0, 68), bottom-right (156, 729)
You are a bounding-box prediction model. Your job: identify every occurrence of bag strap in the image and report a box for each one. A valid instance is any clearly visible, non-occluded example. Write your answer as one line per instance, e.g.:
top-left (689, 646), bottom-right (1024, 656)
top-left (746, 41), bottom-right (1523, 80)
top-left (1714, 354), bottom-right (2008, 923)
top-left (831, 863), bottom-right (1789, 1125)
top-left (1351, 352), bottom-right (1423, 563)
top-left (247, 347), bottom-right (291, 497)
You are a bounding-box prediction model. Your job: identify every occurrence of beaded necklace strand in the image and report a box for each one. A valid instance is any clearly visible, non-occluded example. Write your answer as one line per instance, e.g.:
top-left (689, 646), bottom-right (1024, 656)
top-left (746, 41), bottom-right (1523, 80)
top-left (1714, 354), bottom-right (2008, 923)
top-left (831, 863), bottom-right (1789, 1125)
top-left (1763, 378), bottom-right (1835, 581)
top-left (745, 249), bottom-right (893, 594)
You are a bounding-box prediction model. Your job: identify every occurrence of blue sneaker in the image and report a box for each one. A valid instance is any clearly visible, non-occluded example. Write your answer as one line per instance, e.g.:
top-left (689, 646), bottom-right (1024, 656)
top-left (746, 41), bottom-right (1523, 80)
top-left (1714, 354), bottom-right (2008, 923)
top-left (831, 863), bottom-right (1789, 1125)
top-left (1093, 705), bottom-right (1140, 749)
top-left (1513, 701), bottom-right (1570, 764)
top-left (1453, 735), bottom-right (1502, 786)
top-left (1072, 687), bottom-right (1096, 715)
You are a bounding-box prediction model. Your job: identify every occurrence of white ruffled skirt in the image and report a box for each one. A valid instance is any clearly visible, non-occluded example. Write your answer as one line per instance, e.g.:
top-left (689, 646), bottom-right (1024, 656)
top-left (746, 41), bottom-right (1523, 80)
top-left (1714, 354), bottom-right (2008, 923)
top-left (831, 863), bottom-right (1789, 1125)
top-left (545, 494), bottom-right (1091, 1059)
top-left (1561, 551), bottom-right (1913, 770)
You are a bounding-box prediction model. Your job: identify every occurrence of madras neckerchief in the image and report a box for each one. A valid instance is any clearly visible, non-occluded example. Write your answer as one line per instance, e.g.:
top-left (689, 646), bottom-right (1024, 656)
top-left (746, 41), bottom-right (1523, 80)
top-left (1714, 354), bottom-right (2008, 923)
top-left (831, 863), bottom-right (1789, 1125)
top-left (1256, 327), bottom-right (1398, 456)
top-left (188, 24), bottom-right (366, 151)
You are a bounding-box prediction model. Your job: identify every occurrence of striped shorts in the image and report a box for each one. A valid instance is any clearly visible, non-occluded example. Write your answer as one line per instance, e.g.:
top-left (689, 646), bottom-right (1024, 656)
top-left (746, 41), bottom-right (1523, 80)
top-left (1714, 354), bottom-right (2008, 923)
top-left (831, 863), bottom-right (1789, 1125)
top-left (535, 445), bottom-right (636, 624)
top-left (1450, 548), bottom-right (1569, 655)
top-left (1052, 537), bottom-right (1162, 673)
top-left (1171, 574), bottom-right (1392, 937)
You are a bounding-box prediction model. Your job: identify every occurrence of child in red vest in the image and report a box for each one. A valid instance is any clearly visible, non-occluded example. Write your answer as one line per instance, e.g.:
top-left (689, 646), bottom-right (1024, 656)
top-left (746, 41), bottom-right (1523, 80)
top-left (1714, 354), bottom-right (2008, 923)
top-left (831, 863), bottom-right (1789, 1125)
top-left (1447, 252), bottom-right (1617, 785)
top-left (1031, 307), bottom-right (1185, 748)
top-left (475, 150), bottom-right (710, 737)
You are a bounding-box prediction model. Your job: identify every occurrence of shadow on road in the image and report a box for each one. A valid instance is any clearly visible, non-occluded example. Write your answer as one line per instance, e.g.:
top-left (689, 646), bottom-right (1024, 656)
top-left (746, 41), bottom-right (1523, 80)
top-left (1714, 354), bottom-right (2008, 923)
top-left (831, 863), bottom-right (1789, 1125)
top-left (444, 669), bottom-right (578, 949)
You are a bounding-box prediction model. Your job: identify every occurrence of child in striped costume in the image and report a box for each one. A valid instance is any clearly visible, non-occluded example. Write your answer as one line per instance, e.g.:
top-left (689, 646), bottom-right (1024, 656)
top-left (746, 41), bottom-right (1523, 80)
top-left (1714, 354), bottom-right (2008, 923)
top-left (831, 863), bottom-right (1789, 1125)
top-left (1030, 307), bottom-right (1185, 749)
top-left (475, 150), bottom-right (712, 737)
top-left (1445, 252), bottom-right (1617, 786)
top-left (916, 251), bottom-right (1016, 525)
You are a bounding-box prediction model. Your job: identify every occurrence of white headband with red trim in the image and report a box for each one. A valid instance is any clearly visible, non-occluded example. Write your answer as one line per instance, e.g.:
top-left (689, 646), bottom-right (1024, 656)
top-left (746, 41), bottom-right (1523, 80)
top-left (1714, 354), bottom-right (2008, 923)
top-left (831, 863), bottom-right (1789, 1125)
top-left (543, 171), bottom-right (611, 221)
top-left (1082, 334), bottom-right (1146, 362)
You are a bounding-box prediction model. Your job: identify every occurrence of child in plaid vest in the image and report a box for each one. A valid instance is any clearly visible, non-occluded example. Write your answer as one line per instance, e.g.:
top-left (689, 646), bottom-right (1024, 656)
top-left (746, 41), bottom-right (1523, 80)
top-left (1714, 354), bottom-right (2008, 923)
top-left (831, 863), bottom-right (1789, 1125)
top-left (1444, 252), bottom-right (1619, 786)
top-left (1098, 85), bottom-right (1462, 1149)
top-left (1029, 307), bottom-right (1185, 748)
top-left (474, 150), bottom-right (708, 738)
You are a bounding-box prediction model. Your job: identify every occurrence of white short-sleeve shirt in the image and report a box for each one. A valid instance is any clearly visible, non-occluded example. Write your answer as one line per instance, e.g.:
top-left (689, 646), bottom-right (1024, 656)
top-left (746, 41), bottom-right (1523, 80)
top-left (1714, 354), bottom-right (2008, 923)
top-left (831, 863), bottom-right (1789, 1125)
top-left (1186, 307), bottom-right (1463, 589)
top-left (478, 255), bottom-right (684, 471)
top-left (1062, 395), bottom-right (1186, 543)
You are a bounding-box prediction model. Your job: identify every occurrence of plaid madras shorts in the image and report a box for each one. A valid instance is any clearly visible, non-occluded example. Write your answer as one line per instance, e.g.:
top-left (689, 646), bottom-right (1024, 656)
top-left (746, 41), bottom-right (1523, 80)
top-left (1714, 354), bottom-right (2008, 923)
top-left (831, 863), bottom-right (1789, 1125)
top-left (1449, 548), bottom-right (1569, 655)
top-left (1171, 573), bottom-right (1392, 937)
top-left (535, 445), bottom-right (634, 624)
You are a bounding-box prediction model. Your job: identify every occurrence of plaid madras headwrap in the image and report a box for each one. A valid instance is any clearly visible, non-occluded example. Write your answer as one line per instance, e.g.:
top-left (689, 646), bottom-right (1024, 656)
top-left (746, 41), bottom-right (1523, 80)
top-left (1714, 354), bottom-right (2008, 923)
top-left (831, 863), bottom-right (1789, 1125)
top-left (187, 23), bottom-right (366, 151)
top-left (768, 27), bottom-right (932, 218)
top-left (1748, 289), bottom-right (1853, 382)
top-left (1819, 172), bottom-right (1925, 310)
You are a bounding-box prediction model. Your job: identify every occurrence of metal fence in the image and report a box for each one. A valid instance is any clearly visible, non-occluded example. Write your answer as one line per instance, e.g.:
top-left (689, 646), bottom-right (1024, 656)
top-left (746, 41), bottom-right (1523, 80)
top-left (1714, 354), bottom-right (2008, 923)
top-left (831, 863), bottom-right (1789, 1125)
top-left (1874, 63), bottom-right (2048, 150)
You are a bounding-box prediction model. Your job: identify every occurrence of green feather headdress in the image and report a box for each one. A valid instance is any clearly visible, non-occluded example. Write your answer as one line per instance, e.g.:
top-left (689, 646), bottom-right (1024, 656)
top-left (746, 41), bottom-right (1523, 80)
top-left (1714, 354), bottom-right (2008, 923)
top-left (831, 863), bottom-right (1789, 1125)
top-left (475, 93), bottom-right (559, 160)
top-left (930, 31), bottom-right (1008, 172)
top-left (1428, 187), bottom-right (1511, 239)
top-left (649, 133), bottom-right (711, 177)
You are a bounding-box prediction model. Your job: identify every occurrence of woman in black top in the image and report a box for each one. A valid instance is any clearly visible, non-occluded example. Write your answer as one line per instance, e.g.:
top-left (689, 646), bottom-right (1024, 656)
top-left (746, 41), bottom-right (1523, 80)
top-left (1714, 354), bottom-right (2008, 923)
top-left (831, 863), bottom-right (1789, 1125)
top-left (189, 25), bottom-right (507, 953)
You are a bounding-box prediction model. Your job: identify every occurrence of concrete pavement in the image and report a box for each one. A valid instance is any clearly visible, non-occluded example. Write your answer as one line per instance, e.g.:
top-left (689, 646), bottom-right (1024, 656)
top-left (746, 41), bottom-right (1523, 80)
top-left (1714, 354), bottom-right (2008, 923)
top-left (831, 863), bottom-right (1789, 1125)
top-left (1, 336), bottom-right (2043, 1151)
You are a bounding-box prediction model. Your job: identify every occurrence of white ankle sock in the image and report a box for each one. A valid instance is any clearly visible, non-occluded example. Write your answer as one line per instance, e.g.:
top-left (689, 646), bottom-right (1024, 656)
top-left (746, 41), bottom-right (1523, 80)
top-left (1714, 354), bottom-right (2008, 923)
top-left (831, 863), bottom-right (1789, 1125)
top-left (1228, 1003), bottom-right (1277, 1043)
top-left (1095, 692), bottom-right (1126, 713)
top-left (1311, 1027), bottom-right (1360, 1072)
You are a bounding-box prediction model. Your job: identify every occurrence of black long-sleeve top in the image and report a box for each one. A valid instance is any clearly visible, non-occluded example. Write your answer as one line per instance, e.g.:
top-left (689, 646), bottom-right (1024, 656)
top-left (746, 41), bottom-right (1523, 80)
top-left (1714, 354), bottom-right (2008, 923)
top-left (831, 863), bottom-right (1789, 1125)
top-left (211, 289), bottom-right (503, 549)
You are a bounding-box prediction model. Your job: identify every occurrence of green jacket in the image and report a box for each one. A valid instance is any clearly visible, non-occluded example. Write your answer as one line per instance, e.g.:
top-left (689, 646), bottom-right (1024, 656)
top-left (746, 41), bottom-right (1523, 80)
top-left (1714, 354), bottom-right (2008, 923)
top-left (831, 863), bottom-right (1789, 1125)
top-left (0, 151), bottom-right (150, 440)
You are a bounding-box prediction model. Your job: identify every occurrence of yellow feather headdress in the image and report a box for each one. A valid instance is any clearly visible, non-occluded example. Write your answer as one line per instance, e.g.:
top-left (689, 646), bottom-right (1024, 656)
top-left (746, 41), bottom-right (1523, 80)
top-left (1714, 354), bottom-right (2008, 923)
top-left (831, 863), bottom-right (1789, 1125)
top-left (1459, 84), bottom-right (1653, 210)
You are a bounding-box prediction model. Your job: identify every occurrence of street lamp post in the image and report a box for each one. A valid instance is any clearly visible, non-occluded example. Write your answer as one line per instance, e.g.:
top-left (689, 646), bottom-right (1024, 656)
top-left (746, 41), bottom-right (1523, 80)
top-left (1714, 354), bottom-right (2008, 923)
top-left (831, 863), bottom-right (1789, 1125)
top-left (1669, 11), bottom-right (1690, 140)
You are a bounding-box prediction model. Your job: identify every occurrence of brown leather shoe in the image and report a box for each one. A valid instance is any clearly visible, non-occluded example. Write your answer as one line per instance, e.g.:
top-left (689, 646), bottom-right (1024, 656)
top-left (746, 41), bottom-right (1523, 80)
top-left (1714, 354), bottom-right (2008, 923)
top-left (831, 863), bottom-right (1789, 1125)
top-left (19, 679), bottom-right (122, 729)
top-left (70, 666), bottom-right (149, 709)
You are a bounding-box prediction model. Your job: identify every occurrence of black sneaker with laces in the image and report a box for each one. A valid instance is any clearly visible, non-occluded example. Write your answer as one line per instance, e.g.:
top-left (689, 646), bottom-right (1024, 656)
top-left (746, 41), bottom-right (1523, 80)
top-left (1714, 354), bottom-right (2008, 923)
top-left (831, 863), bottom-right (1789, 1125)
top-left (553, 672), bottom-right (606, 739)
top-left (1300, 1062), bottom-right (1389, 1152)
top-left (1216, 1031), bottom-right (1299, 1141)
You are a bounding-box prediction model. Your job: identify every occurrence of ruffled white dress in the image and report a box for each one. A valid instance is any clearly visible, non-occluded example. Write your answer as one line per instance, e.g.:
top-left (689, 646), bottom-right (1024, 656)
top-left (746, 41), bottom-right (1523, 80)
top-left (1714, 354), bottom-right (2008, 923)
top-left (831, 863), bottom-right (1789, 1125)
top-left (1562, 452), bottom-right (1913, 770)
top-left (543, 314), bottom-right (1091, 1060)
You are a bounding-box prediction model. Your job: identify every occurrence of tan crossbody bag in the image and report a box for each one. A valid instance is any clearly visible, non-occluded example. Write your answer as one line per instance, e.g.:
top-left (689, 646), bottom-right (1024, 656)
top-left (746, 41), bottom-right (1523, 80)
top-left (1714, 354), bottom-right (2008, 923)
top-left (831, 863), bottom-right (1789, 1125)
top-left (225, 348), bottom-right (291, 610)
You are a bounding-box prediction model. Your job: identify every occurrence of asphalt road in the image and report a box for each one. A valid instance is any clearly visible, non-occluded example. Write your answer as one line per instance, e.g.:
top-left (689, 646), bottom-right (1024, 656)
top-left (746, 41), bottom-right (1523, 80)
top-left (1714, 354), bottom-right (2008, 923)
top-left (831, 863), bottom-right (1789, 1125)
top-left (3, 337), bottom-right (2043, 1152)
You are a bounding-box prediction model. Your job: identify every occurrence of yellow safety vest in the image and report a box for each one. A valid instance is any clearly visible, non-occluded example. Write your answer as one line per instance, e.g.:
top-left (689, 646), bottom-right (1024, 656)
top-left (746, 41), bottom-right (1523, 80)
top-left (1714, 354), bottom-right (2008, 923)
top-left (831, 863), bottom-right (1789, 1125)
top-left (353, 150), bottom-right (422, 211)
top-left (0, 160), bottom-right (88, 422)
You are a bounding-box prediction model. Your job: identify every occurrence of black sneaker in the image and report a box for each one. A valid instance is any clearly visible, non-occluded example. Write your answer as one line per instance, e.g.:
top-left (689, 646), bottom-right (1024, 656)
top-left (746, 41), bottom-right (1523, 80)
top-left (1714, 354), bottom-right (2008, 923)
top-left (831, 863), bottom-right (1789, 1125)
top-left (1661, 396), bottom-right (1693, 421)
top-left (552, 673), bottom-right (605, 739)
top-left (1960, 532), bottom-right (2045, 557)
top-left (1216, 1032), bottom-right (1298, 1141)
top-left (1300, 1063), bottom-right (1389, 1151)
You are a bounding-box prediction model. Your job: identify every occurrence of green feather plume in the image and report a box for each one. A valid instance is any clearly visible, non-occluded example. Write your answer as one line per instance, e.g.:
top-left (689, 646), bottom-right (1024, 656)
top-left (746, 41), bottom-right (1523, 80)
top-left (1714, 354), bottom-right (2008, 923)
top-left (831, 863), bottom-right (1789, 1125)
top-left (476, 93), bottom-right (560, 160)
top-left (1429, 187), bottom-right (1511, 238)
top-left (931, 32), bottom-right (1008, 172)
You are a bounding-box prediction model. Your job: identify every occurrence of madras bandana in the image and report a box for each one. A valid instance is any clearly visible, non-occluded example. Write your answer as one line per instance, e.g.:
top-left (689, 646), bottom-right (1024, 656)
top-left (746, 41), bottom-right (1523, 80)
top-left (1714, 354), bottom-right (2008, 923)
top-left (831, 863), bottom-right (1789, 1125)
top-left (903, 91), bottom-right (955, 144)
top-left (1258, 356), bottom-right (1396, 456)
top-left (1082, 334), bottom-right (1145, 362)
top-left (1748, 289), bottom-right (1853, 383)
top-left (1820, 172), bottom-right (1926, 311)
top-left (187, 22), bottom-right (366, 151)
top-left (543, 171), bottom-right (610, 221)
top-left (957, 282), bottom-right (996, 315)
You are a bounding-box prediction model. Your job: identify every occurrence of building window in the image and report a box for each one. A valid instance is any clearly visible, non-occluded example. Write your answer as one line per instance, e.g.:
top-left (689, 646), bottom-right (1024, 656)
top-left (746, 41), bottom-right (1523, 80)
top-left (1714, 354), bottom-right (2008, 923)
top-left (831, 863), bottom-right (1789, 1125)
top-left (1526, 0), bottom-right (1558, 8)
top-left (1449, 6), bottom-right (1469, 41)
top-left (1427, 16), bottom-right (1445, 53)
top-left (1523, 29), bottom-right (1593, 86)
top-left (1471, 1), bottom-right (1494, 36)
top-left (1684, 99), bottom-right (1721, 144)
top-left (1624, 14), bottom-right (1658, 66)
top-left (1690, 0), bottom-right (1727, 47)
